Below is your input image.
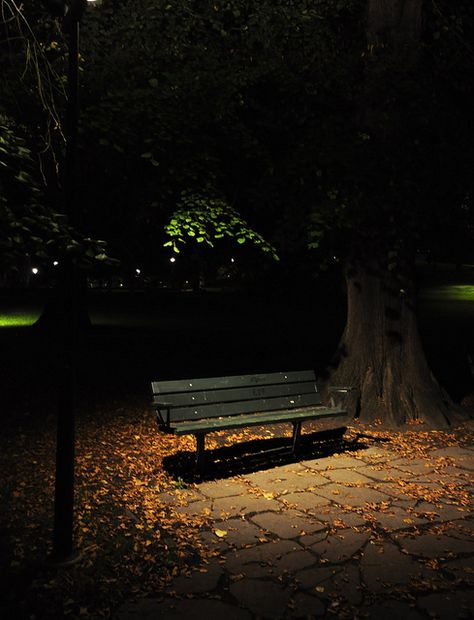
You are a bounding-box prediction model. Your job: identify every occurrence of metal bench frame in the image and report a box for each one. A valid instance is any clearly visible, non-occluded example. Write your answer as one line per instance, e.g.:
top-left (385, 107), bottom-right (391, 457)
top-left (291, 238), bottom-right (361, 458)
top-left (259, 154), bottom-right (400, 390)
top-left (152, 370), bottom-right (352, 469)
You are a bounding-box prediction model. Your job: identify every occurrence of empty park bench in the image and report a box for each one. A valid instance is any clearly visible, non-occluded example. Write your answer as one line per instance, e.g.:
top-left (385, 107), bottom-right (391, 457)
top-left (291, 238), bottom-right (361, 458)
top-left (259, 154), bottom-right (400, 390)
top-left (152, 370), bottom-right (351, 469)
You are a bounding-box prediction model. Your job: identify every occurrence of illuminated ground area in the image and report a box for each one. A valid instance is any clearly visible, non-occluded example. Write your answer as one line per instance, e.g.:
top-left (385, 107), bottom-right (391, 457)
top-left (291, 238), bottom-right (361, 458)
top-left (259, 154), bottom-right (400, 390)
top-left (1, 405), bottom-right (473, 620)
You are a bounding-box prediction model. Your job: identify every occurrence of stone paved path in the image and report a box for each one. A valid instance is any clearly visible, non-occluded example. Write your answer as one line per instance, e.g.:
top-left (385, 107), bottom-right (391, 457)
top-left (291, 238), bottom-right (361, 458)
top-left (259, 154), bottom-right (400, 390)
top-left (115, 440), bottom-right (474, 619)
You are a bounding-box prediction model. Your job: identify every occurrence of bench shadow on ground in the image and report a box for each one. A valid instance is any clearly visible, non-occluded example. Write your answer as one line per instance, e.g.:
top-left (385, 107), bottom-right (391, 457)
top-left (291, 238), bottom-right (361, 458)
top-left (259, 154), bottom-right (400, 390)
top-left (162, 431), bottom-right (387, 483)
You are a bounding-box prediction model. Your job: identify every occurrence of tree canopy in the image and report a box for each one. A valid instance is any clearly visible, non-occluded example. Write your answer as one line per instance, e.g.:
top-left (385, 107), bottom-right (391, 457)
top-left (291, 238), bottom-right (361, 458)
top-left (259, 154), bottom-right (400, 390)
top-left (2, 0), bottom-right (474, 425)
top-left (2, 0), bottom-right (472, 278)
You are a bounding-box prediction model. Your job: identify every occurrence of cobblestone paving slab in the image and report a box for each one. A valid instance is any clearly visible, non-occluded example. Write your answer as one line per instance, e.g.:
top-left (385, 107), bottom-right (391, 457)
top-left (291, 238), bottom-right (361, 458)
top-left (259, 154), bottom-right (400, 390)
top-left (295, 563), bottom-right (364, 605)
top-left (395, 531), bottom-right (474, 557)
top-left (370, 505), bottom-right (430, 530)
top-left (444, 557), bottom-right (474, 584)
top-left (352, 447), bottom-right (399, 461)
top-left (305, 454), bottom-right (369, 470)
top-left (287, 591), bottom-right (326, 617)
top-left (113, 439), bottom-right (474, 620)
top-left (199, 479), bottom-right (252, 499)
top-left (169, 560), bottom-right (224, 595)
top-left (417, 589), bottom-right (474, 619)
top-left (319, 468), bottom-right (374, 485)
top-left (224, 539), bottom-right (306, 574)
top-left (309, 530), bottom-right (370, 562)
top-left (211, 494), bottom-right (282, 518)
top-left (313, 483), bottom-right (392, 505)
top-left (361, 600), bottom-right (424, 619)
top-left (218, 517), bottom-right (264, 547)
top-left (279, 491), bottom-right (331, 511)
top-left (250, 510), bottom-right (326, 539)
top-left (360, 541), bottom-right (427, 593)
top-left (413, 501), bottom-right (468, 521)
top-left (246, 469), bottom-right (330, 493)
top-left (316, 507), bottom-right (368, 528)
top-left (115, 597), bottom-right (253, 620)
top-left (359, 466), bottom-right (398, 481)
top-left (229, 579), bottom-right (293, 619)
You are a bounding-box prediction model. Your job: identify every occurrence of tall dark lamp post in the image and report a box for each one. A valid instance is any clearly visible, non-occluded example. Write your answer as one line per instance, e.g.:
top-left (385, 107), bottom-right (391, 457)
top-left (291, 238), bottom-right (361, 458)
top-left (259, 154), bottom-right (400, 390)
top-left (42, 0), bottom-right (97, 566)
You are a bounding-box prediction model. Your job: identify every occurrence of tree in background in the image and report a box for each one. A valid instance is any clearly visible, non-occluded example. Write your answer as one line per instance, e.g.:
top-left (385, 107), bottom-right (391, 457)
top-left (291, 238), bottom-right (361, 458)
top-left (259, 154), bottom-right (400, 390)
top-left (3, 0), bottom-right (473, 425)
top-left (0, 0), bottom-right (110, 282)
top-left (320, 0), bottom-right (474, 426)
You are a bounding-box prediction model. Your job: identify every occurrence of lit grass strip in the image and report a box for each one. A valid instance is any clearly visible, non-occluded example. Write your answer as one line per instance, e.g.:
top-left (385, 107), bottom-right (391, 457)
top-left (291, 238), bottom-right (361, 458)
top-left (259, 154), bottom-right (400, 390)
top-left (0, 313), bottom-right (40, 328)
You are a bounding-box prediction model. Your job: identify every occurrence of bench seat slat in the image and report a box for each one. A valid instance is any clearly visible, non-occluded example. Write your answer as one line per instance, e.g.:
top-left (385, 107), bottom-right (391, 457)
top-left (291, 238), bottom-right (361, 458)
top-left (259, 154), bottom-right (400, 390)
top-left (163, 407), bottom-right (348, 434)
top-left (152, 370), bottom-right (316, 395)
top-left (152, 370), bottom-right (351, 469)
top-left (153, 380), bottom-right (320, 408)
top-left (158, 392), bottom-right (324, 422)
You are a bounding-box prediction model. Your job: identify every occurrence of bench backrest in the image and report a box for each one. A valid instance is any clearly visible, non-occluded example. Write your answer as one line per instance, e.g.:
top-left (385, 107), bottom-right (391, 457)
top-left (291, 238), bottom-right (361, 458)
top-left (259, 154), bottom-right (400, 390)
top-left (152, 370), bottom-right (322, 422)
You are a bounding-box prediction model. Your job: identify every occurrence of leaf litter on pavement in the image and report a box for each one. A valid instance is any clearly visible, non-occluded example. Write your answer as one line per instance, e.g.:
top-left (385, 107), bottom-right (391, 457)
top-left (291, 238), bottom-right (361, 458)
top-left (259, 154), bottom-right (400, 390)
top-left (1, 405), bottom-right (473, 620)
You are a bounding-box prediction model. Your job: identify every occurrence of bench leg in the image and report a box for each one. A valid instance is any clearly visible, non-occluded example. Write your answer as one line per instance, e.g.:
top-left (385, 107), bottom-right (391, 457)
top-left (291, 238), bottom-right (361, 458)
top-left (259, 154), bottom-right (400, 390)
top-left (195, 434), bottom-right (206, 470)
top-left (292, 421), bottom-right (302, 454)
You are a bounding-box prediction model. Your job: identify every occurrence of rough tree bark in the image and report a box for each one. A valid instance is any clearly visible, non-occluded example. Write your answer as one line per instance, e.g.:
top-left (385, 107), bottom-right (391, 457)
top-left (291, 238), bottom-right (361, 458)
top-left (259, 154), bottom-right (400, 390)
top-left (328, 260), bottom-right (464, 427)
top-left (327, 0), bottom-right (466, 427)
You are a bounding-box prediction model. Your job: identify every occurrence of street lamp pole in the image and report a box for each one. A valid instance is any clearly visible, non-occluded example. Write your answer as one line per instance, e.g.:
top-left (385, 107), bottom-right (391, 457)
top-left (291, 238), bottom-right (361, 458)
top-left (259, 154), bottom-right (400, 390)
top-left (42, 0), bottom-right (90, 566)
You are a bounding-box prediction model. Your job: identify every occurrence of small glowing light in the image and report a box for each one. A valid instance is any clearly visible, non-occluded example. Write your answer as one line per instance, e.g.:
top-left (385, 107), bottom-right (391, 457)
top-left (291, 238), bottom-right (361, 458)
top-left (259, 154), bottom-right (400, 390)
top-left (230, 258), bottom-right (235, 263)
top-left (170, 257), bottom-right (176, 263)
top-left (119, 283), bottom-right (123, 287)
top-left (32, 267), bottom-right (39, 275)
top-left (135, 268), bottom-right (141, 275)
top-left (53, 261), bottom-right (59, 266)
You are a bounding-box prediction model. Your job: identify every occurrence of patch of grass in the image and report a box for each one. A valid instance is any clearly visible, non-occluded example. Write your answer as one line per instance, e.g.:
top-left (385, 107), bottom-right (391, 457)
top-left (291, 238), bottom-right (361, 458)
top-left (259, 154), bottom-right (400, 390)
top-left (0, 312), bottom-right (40, 328)
top-left (421, 285), bottom-right (474, 302)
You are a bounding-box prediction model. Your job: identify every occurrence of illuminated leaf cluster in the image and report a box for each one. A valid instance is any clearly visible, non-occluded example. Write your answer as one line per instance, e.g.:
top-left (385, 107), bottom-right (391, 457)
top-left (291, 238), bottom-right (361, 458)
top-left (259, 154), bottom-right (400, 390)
top-left (164, 191), bottom-right (279, 260)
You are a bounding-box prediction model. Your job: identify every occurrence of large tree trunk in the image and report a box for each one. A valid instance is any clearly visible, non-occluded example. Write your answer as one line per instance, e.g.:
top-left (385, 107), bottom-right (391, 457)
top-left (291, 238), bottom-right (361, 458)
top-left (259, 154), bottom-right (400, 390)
top-left (328, 261), bottom-right (464, 428)
top-left (324, 0), bottom-right (468, 428)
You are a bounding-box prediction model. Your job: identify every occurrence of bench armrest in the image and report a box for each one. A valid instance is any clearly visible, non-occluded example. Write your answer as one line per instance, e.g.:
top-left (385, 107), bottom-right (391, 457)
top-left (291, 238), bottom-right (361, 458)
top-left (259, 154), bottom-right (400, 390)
top-left (327, 385), bottom-right (356, 408)
top-left (155, 402), bottom-right (173, 428)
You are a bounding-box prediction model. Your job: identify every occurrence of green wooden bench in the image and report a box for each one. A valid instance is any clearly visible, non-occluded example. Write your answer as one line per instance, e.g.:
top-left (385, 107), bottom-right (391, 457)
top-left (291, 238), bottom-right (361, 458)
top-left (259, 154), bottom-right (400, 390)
top-left (152, 370), bottom-right (351, 469)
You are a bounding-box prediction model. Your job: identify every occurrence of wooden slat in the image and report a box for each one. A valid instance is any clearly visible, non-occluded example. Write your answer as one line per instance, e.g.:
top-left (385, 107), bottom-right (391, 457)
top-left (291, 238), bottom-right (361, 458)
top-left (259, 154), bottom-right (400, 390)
top-left (153, 380), bottom-right (319, 408)
top-left (168, 407), bottom-right (348, 434)
top-left (152, 370), bottom-right (316, 395)
top-left (160, 392), bottom-right (324, 422)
